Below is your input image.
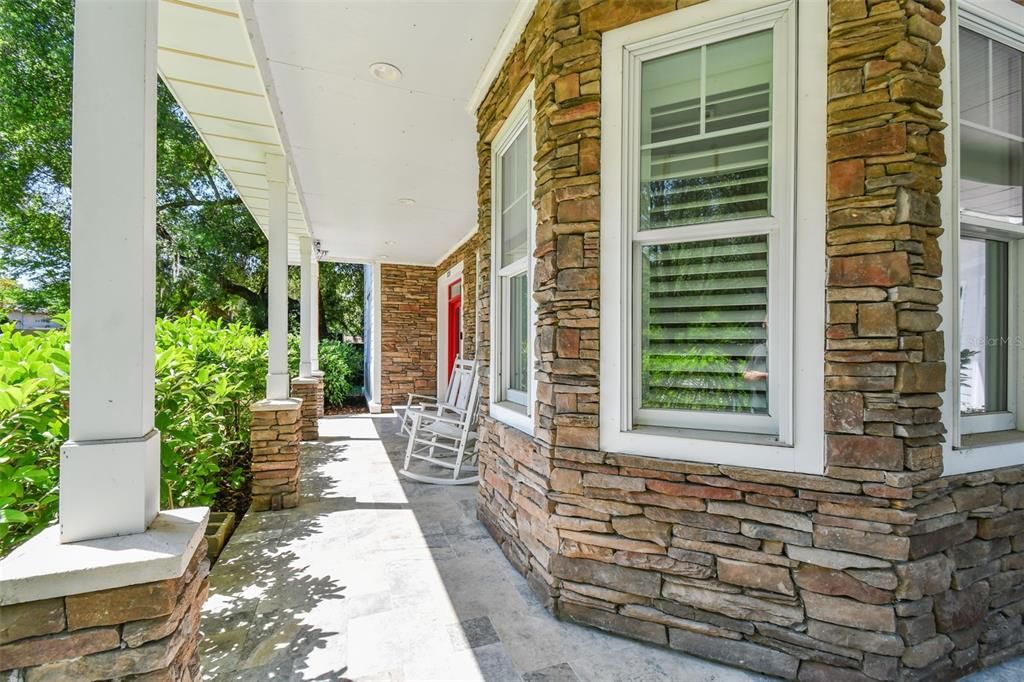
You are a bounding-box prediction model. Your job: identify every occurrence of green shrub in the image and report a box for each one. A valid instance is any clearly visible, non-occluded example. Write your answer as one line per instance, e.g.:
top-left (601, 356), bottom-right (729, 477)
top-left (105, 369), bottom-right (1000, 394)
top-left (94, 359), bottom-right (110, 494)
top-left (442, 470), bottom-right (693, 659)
top-left (0, 313), bottom-right (267, 554)
top-left (319, 340), bottom-right (361, 407)
top-left (0, 320), bottom-right (69, 552)
top-left (155, 314), bottom-right (266, 511)
top-left (288, 336), bottom-right (362, 408)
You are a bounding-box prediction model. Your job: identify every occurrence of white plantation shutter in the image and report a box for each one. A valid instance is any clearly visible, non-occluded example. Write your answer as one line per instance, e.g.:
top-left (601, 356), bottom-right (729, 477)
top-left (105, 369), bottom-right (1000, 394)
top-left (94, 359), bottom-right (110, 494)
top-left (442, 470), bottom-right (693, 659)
top-left (640, 235), bottom-right (769, 415)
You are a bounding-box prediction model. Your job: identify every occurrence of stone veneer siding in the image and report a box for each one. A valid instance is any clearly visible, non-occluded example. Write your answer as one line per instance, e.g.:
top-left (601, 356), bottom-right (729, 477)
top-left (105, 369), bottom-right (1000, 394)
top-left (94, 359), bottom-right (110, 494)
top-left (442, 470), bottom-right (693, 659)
top-left (436, 234), bottom-right (481, 364)
top-left (379, 237), bottom-right (480, 411)
top-left (290, 377), bottom-right (323, 441)
top-left (0, 539), bottom-right (209, 680)
top-left (379, 264), bottom-right (437, 411)
top-left (250, 400), bottom-right (302, 511)
top-left (472, 0), bottom-right (1024, 680)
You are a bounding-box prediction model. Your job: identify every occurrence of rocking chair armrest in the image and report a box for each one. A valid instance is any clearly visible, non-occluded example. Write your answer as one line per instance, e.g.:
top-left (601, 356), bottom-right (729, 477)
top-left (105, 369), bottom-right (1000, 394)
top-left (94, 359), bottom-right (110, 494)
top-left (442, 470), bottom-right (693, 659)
top-left (406, 404), bottom-right (447, 416)
top-left (411, 412), bottom-right (467, 427)
top-left (405, 393), bottom-right (440, 402)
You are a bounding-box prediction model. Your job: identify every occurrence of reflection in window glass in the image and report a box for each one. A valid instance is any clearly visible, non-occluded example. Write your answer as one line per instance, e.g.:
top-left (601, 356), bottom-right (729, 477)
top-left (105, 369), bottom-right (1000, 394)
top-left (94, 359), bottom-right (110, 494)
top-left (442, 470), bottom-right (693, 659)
top-left (959, 28), bottom-right (1023, 225)
top-left (509, 273), bottom-right (529, 396)
top-left (639, 235), bottom-right (769, 415)
top-left (501, 127), bottom-right (531, 267)
top-left (640, 31), bottom-right (773, 230)
top-left (959, 238), bottom-right (1010, 416)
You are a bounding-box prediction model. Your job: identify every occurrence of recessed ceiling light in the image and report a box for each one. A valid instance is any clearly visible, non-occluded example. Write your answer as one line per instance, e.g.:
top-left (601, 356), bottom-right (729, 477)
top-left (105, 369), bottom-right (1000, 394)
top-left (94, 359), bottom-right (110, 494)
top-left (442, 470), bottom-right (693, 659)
top-left (397, 197), bottom-right (416, 206)
top-left (369, 62), bottom-right (402, 82)
top-left (378, 254), bottom-right (389, 260)
top-left (384, 240), bottom-right (396, 246)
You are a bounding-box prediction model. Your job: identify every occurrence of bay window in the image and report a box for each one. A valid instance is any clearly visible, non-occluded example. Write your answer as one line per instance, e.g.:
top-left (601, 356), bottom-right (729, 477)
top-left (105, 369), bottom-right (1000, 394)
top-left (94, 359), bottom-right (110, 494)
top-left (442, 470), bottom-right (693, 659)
top-left (950, 2), bottom-right (1024, 459)
top-left (601, 0), bottom-right (826, 471)
top-left (491, 85), bottom-right (535, 433)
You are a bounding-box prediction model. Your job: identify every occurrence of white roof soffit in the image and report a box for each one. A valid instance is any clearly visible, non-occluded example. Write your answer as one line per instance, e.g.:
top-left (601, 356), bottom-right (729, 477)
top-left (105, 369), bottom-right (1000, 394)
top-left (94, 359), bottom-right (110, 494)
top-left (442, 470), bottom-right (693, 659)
top-left (241, 0), bottom-right (520, 266)
top-left (156, 0), bottom-right (310, 264)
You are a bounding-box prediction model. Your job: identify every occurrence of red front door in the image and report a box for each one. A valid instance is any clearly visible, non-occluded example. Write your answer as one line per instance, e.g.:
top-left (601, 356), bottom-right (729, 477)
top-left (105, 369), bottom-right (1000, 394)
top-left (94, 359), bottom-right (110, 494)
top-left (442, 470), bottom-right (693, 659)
top-left (447, 280), bottom-right (462, 379)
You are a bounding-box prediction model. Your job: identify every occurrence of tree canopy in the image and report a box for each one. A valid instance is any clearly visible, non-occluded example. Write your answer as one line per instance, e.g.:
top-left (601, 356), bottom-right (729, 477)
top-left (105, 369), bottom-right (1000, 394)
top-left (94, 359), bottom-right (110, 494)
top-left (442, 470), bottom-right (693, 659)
top-left (0, 0), bottom-right (363, 337)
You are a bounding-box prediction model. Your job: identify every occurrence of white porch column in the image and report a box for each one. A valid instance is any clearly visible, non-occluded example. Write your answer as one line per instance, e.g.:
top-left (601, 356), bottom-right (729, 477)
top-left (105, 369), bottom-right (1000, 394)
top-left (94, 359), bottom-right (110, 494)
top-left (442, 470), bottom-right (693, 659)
top-left (266, 153), bottom-right (290, 399)
top-left (298, 235), bottom-right (314, 378)
top-left (311, 254), bottom-right (321, 374)
top-left (59, 0), bottom-right (160, 543)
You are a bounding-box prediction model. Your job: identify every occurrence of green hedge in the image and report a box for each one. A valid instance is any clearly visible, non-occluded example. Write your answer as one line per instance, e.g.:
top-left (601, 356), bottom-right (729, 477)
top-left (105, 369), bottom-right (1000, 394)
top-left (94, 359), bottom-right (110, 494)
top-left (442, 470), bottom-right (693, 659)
top-left (287, 335), bottom-right (362, 408)
top-left (0, 320), bottom-right (69, 552)
top-left (0, 315), bottom-right (364, 554)
top-left (0, 313), bottom-right (266, 554)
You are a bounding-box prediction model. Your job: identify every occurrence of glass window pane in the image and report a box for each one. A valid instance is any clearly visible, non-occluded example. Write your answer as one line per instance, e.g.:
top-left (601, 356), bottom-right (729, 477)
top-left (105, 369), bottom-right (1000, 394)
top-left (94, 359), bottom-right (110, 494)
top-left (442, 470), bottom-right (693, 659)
top-left (639, 235), bottom-right (769, 416)
top-left (501, 141), bottom-right (516, 206)
top-left (959, 237), bottom-right (1010, 416)
top-left (992, 39), bottom-right (1022, 137)
top-left (960, 28), bottom-right (991, 127)
top-left (502, 197), bottom-right (529, 266)
top-left (640, 31), bottom-right (772, 231)
top-left (508, 273), bottom-right (529, 395)
top-left (959, 30), bottom-right (1024, 223)
top-left (500, 127), bottom-right (530, 267)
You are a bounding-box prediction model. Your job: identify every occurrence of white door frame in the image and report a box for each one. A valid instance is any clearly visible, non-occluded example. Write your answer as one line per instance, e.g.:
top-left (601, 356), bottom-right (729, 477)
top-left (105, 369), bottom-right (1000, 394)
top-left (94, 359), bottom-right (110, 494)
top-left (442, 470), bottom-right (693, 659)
top-left (437, 261), bottom-right (465, 396)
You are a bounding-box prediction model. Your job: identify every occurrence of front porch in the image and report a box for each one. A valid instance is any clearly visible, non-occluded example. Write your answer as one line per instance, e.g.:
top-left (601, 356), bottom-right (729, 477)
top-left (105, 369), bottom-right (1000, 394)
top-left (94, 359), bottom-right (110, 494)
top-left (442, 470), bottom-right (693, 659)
top-left (4, 0), bottom-right (1024, 679)
top-left (199, 414), bottom-right (766, 681)
top-left (198, 415), bottom-right (1024, 682)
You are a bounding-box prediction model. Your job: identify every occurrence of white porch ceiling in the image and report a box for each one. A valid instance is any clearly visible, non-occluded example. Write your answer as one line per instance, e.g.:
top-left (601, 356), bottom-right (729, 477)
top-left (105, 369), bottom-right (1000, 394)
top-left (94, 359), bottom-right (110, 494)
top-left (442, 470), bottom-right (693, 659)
top-left (248, 0), bottom-right (519, 265)
top-left (157, 0), bottom-right (311, 263)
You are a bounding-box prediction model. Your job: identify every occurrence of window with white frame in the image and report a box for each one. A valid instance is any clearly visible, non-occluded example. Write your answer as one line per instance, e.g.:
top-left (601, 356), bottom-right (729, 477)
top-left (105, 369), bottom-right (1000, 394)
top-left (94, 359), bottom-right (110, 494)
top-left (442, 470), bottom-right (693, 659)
top-left (622, 6), bottom-right (791, 439)
top-left (491, 86), bottom-right (535, 433)
top-left (634, 26), bottom-right (784, 437)
top-left (600, 0), bottom-right (827, 471)
top-left (954, 4), bottom-right (1023, 444)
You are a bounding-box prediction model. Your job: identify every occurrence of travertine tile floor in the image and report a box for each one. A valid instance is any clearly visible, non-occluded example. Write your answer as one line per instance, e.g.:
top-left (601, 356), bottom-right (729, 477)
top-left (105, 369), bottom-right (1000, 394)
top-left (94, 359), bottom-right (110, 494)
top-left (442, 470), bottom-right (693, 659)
top-left (199, 414), bottom-right (1024, 681)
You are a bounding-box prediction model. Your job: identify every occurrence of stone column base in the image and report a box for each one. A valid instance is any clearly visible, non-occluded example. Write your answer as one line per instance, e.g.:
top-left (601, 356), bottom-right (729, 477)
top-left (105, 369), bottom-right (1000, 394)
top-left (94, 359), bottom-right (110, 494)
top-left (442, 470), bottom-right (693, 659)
top-left (0, 509), bottom-right (209, 681)
top-left (312, 371), bottom-right (325, 419)
top-left (250, 398), bottom-right (302, 511)
top-left (290, 378), bottom-right (322, 441)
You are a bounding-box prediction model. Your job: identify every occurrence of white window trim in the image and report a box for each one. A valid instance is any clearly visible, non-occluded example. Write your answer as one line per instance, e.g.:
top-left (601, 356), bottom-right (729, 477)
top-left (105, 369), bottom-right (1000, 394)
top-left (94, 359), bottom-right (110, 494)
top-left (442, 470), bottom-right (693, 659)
top-left (490, 83), bottom-right (537, 435)
top-left (940, 0), bottom-right (1024, 475)
top-left (600, 0), bottom-right (826, 472)
top-left (437, 261), bottom-right (464, 398)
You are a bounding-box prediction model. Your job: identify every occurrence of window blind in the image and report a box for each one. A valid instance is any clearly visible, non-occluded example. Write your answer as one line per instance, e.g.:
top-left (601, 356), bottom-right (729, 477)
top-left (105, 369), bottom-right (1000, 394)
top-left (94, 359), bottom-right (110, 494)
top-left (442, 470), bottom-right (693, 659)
top-left (640, 235), bottom-right (770, 414)
top-left (640, 30), bottom-right (773, 231)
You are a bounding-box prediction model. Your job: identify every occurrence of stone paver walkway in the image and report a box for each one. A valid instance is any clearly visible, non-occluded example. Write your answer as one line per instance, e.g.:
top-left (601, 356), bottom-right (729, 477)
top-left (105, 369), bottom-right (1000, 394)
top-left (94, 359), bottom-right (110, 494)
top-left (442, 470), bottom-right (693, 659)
top-left (199, 414), bottom-right (1024, 681)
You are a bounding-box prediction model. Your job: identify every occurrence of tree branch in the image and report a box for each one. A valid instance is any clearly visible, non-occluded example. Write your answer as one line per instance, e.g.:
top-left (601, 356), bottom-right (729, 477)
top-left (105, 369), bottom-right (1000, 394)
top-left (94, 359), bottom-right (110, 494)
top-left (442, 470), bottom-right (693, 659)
top-left (201, 151), bottom-right (223, 201)
top-left (156, 196), bottom-right (242, 213)
top-left (215, 273), bottom-right (263, 308)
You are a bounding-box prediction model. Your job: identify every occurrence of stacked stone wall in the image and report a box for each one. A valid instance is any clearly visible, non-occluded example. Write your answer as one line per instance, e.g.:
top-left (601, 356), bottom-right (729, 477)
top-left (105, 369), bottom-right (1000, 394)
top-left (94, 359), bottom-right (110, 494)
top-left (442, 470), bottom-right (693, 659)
top-left (0, 540), bottom-right (209, 680)
top-left (290, 378), bottom-right (323, 440)
top-left (379, 264), bottom-right (437, 411)
top-left (473, 0), bottom-right (1024, 679)
top-left (250, 400), bottom-right (302, 511)
top-left (435, 234), bottom-right (480, 362)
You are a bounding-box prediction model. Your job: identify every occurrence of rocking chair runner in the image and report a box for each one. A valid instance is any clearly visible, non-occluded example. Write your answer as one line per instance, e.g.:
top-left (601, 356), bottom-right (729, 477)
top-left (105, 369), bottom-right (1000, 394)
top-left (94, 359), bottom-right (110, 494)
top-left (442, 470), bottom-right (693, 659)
top-left (399, 374), bottom-right (481, 485)
top-left (393, 358), bottom-right (477, 436)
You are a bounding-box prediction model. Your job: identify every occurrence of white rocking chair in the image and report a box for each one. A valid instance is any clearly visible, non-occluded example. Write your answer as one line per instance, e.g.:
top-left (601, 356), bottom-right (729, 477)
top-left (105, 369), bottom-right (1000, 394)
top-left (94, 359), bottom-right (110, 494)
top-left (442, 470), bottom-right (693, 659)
top-left (399, 374), bottom-right (481, 486)
top-left (393, 358), bottom-right (477, 437)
